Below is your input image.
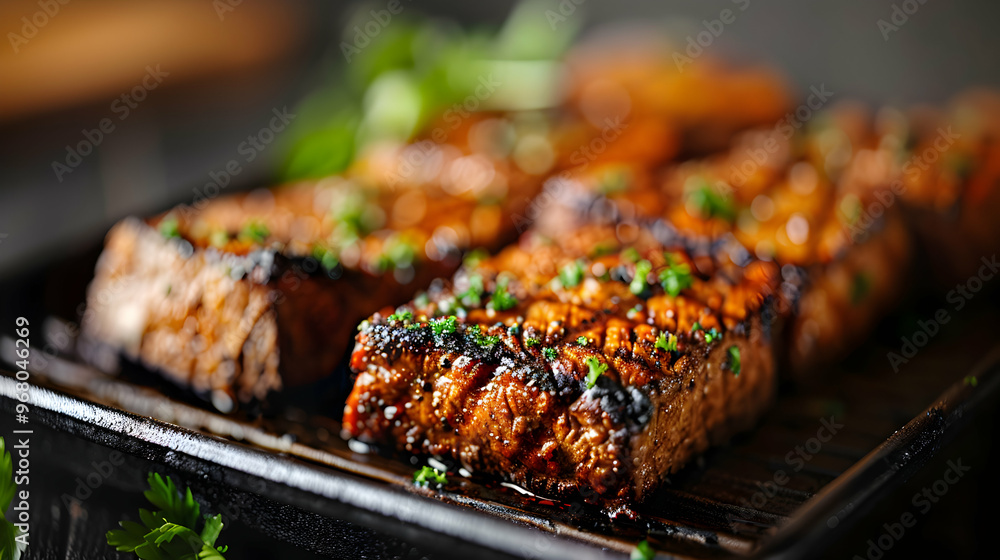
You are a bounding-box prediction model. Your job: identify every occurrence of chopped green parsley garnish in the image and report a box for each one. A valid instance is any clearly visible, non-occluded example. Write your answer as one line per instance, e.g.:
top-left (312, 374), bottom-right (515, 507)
top-left (388, 311), bottom-right (413, 323)
top-left (630, 259), bottom-right (652, 295)
top-left (597, 167), bottom-right (630, 194)
top-left (238, 220), bottom-right (269, 244)
top-left (490, 278), bottom-right (519, 311)
top-left (106, 472), bottom-right (229, 559)
top-left (209, 230), bottom-right (229, 248)
top-left (965, 375), bottom-right (978, 387)
top-left (508, 324), bottom-right (520, 334)
top-left (543, 347), bottom-right (558, 361)
top-left (413, 466), bottom-right (447, 487)
top-left (430, 316), bottom-right (458, 337)
top-left (687, 179), bottom-right (736, 222)
top-left (312, 245), bottom-right (339, 270)
top-left (621, 247), bottom-right (641, 264)
top-left (577, 336), bottom-right (589, 346)
top-left (590, 242), bottom-right (617, 258)
top-left (585, 357), bottom-right (608, 389)
top-left (414, 292), bottom-right (430, 308)
top-left (468, 325), bottom-right (500, 347)
top-left (559, 260), bottom-right (585, 288)
top-left (159, 217), bottom-right (180, 239)
top-left (524, 337), bottom-right (540, 347)
top-left (728, 346), bottom-right (741, 376)
top-left (704, 328), bottom-right (721, 344)
top-left (659, 258), bottom-right (693, 297)
top-left (655, 332), bottom-right (678, 353)
top-left (460, 275), bottom-right (485, 307)
top-left (692, 322), bottom-right (702, 332)
top-left (463, 248), bottom-right (489, 269)
top-left (631, 539), bottom-right (655, 560)
top-left (378, 237), bottom-right (417, 270)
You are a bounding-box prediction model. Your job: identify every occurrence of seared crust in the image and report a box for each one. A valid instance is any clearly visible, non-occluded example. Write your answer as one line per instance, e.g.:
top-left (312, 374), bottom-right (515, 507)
top-left (82, 129), bottom-right (547, 407)
top-left (537, 106), bottom-right (914, 377)
top-left (344, 225), bottom-right (778, 504)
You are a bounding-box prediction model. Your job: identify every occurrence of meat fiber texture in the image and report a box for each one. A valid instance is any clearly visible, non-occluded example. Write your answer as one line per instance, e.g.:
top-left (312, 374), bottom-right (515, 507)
top-left (344, 224), bottom-right (779, 505)
top-left (81, 135), bottom-right (547, 410)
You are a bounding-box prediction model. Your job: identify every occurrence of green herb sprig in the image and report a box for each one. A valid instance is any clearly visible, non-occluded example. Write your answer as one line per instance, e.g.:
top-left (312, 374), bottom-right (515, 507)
top-left (1, 437), bottom-right (26, 560)
top-left (585, 357), bottom-right (608, 389)
top-left (106, 473), bottom-right (228, 560)
top-left (413, 466), bottom-right (448, 487)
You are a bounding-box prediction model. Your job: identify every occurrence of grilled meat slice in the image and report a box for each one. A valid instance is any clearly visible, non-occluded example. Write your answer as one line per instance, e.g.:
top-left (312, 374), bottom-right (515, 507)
top-left (895, 90), bottom-right (1000, 286)
top-left (344, 225), bottom-right (779, 505)
top-left (82, 131), bottom-right (547, 407)
top-left (536, 105), bottom-right (913, 377)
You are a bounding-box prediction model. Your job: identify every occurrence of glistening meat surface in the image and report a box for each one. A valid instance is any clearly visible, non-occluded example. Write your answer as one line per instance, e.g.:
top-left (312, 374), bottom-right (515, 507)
top-left (344, 225), bottom-right (779, 505)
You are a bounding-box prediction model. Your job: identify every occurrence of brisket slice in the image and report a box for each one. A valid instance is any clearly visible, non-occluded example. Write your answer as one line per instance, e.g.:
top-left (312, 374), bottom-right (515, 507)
top-left (344, 225), bottom-right (778, 505)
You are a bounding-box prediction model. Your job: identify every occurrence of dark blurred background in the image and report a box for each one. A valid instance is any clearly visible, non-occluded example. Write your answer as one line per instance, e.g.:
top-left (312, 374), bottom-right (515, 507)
top-left (2, 0), bottom-right (999, 277)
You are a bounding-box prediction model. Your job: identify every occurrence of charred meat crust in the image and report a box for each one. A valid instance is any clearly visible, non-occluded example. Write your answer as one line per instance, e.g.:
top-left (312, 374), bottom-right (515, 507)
top-left (82, 217), bottom-right (453, 405)
top-left (344, 225), bottom-right (778, 504)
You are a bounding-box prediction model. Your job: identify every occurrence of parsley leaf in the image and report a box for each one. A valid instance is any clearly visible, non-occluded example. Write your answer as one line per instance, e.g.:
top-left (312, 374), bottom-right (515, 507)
top-left (655, 332), bottom-right (678, 353)
top-left (577, 336), bottom-right (589, 346)
top-left (585, 357), bottom-right (608, 389)
top-left (430, 316), bottom-right (458, 337)
top-left (1, 437), bottom-right (25, 560)
top-left (159, 217), bottom-right (181, 240)
top-left (413, 466), bottom-right (447, 487)
top-left (106, 473), bottom-right (228, 559)
top-left (543, 347), bottom-right (558, 361)
top-left (621, 247), bottom-right (641, 264)
top-left (463, 248), bottom-right (489, 269)
top-left (704, 328), bottom-right (721, 344)
top-left (238, 221), bottom-right (269, 244)
top-left (659, 258), bottom-right (693, 297)
top-left (686, 179), bottom-right (736, 222)
top-left (559, 260), bottom-right (585, 288)
top-left (467, 325), bottom-right (500, 348)
top-left (630, 259), bottom-right (652, 295)
top-left (631, 539), bottom-right (655, 560)
top-left (490, 278), bottom-right (519, 311)
top-left (524, 337), bottom-right (540, 347)
top-left (460, 275), bottom-right (485, 307)
top-left (388, 311), bottom-right (413, 323)
top-left (597, 167), bottom-right (631, 194)
top-left (728, 346), bottom-right (741, 376)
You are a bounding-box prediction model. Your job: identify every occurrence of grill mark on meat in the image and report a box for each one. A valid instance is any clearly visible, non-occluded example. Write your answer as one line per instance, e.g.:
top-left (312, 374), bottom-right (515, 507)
top-left (345, 224), bottom-right (778, 506)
